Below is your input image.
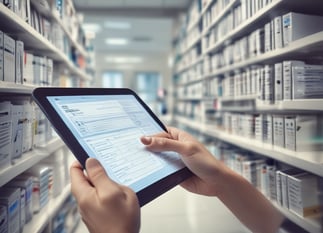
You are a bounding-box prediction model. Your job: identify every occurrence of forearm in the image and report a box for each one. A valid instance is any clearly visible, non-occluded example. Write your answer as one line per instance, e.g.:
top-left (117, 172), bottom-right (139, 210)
top-left (216, 165), bottom-right (284, 233)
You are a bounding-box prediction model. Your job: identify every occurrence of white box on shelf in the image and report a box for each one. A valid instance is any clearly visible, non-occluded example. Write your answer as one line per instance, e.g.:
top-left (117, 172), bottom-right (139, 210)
top-left (255, 114), bottom-right (263, 142)
top-left (273, 115), bottom-right (284, 148)
top-left (15, 40), bottom-right (24, 84)
top-left (6, 175), bottom-right (33, 224)
top-left (23, 52), bottom-right (34, 85)
top-left (288, 173), bottom-right (322, 217)
top-left (280, 168), bottom-right (304, 209)
top-left (274, 16), bottom-right (283, 49)
top-left (3, 34), bottom-right (15, 83)
top-left (285, 115), bottom-right (322, 151)
top-left (264, 22), bottom-right (272, 52)
top-left (268, 165), bottom-right (277, 201)
top-left (292, 65), bottom-right (323, 99)
top-left (26, 165), bottom-right (50, 213)
top-left (263, 114), bottom-right (273, 145)
top-left (0, 101), bottom-right (12, 170)
top-left (274, 62), bottom-right (283, 101)
top-left (264, 65), bottom-right (274, 103)
top-left (0, 187), bottom-right (21, 233)
top-left (0, 30), bottom-right (3, 81)
top-left (282, 12), bottom-right (323, 47)
top-left (22, 101), bottom-right (33, 153)
top-left (11, 105), bottom-right (24, 161)
top-left (283, 60), bottom-right (305, 100)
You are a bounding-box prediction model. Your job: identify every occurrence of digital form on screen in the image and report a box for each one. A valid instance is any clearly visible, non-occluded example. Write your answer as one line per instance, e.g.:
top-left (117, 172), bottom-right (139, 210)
top-left (47, 95), bottom-right (185, 192)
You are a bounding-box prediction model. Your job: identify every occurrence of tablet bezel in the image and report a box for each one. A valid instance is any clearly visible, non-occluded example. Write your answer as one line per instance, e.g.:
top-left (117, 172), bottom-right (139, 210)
top-left (32, 87), bottom-right (192, 206)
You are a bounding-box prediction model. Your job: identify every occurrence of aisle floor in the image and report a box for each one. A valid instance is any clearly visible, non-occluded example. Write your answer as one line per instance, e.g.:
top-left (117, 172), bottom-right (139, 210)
top-left (74, 186), bottom-right (251, 233)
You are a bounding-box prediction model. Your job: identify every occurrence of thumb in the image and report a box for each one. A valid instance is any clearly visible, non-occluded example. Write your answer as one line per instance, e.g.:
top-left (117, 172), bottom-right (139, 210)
top-left (86, 158), bottom-right (115, 188)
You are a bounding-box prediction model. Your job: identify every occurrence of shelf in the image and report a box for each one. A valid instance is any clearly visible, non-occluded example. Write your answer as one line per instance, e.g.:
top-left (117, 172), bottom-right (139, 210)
top-left (204, 0), bottom-right (284, 55)
top-left (175, 116), bottom-right (323, 177)
top-left (176, 75), bottom-right (204, 86)
top-left (52, 13), bottom-right (88, 58)
top-left (175, 55), bottom-right (204, 75)
top-left (0, 82), bottom-right (36, 94)
top-left (23, 184), bottom-right (71, 233)
top-left (0, 138), bottom-right (65, 187)
top-left (256, 99), bottom-right (323, 112)
top-left (0, 5), bottom-right (90, 81)
top-left (205, 31), bottom-right (323, 79)
top-left (220, 98), bottom-right (323, 112)
top-left (275, 204), bottom-right (322, 233)
top-left (202, 0), bottom-right (239, 36)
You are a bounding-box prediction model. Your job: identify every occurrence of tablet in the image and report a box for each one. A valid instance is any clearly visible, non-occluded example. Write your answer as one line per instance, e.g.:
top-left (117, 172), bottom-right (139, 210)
top-left (32, 87), bottom-right (192, 206)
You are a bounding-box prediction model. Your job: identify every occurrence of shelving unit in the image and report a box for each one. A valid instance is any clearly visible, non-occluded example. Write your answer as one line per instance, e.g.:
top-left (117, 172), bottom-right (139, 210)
top-left (0, 0), bottom-right (92, 232)
top-left (23, 184), bottom-right (71, 233)
top-left (0, 4), bottom-right (91, 82)
top-left (172, 0), bottom-right (323, 232)
top-left (0, 138), bottom-right (65, 187)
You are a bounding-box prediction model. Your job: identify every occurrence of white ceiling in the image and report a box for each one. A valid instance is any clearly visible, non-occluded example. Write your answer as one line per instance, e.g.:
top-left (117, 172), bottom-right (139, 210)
top-left (74, 0), bottom-right (191, 67)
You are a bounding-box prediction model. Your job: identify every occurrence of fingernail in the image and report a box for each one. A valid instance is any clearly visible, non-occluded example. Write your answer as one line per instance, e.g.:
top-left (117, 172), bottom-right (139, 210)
top-left (143, 136), bottom-right (152, 143)
top-left (86, 158), bottom-right (100, 169)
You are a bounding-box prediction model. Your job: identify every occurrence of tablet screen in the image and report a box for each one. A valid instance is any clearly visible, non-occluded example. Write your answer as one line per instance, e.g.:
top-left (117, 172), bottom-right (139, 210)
top-left (46, 94), bottom-right (186, 193)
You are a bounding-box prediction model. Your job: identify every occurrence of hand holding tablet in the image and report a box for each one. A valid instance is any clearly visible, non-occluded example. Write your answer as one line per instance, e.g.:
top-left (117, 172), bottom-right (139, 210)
top-left (32, 87), bottom-right (192, 206)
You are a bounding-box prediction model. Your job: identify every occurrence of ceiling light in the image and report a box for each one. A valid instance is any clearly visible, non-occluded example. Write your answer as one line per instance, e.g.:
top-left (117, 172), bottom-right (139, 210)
top-left (104, 21), bottom-right (131, 30)
top-left (82, 23), bottom-right (102, 33)
top-left (105, 38), bottom-right (129, 45)
top-left (105, 56), bottom-right (143, 64)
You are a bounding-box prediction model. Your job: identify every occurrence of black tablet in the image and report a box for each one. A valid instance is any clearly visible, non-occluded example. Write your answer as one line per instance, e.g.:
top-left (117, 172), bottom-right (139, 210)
top-left (32, 87), bottom-right (192, 206)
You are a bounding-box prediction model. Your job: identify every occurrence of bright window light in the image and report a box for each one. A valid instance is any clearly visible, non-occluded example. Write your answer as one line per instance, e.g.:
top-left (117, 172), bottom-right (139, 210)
top-left (105, 38), bottom-right (129, 45)
top-left (104, 21), bottom-right (131, 30)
